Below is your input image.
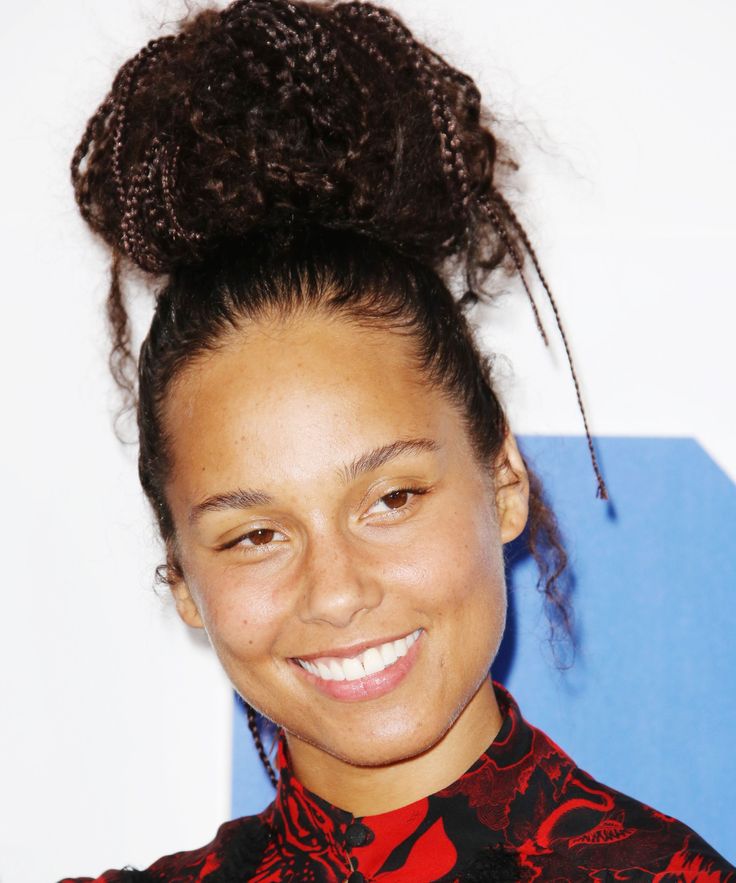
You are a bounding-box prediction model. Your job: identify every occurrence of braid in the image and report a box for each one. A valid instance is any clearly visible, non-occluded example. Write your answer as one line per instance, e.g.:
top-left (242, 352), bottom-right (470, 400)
top-left (160, 143), bottom-right (205, 246)
top-left (106, 251), bottom-right (136, 420)
top-left (479, 194), bottom-right (549, 344)
top-left (70, 94), bottom-right (115, 232)
top-left (429, 52), bottom-right (482, 123)
top-left (110, 36), bottom-right (179, 217)
top-left (121, 136), bottom-right (168, 272)
top-left (246, 704), bottom-right (279, 790)
top-left (309, 11), bottom-right (340, 87)
top-left (224, 2), bottom-right (338, 139)
top-left (493, 192), bottom-right (609, 501)
top-left (328, 12), bottom-right (391, 162)
top-left (334, 3), bottom-right (471, 234)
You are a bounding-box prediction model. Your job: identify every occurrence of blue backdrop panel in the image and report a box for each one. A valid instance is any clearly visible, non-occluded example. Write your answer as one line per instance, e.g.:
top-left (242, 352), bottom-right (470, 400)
top-left (232, 436), bottom-right (736, 862)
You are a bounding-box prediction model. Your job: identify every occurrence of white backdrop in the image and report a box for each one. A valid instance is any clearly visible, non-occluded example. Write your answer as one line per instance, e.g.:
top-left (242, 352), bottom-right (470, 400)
top-left (1, 2), bottom-right (734, 881)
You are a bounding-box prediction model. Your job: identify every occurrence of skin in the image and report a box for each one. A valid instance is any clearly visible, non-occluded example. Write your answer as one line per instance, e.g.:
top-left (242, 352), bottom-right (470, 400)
top-left (165, 310), bottom-right (529, 816)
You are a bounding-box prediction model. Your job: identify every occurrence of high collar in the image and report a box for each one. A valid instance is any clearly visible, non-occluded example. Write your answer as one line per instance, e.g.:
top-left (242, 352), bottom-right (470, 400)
top-left (266, 683), bottom-right (530, 882)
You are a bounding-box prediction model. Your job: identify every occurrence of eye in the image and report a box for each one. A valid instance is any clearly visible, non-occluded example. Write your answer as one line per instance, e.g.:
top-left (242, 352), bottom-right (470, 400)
top-left (381, 489), bottom-right (411, 510)
top-left (366, 487), bottom-right (428, 516)
top-left (243, 528), bottom-right (284, 546)
top-left (219, 527), bottom-right (288, 552)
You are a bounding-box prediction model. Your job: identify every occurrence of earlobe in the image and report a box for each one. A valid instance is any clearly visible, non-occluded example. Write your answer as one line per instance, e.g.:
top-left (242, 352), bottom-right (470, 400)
top-left (164, 546), bottom-right (204, 628)
top-left (169, 575), bottom-right (205, 629)
top-left (494, 432), bottom-right (530, 544)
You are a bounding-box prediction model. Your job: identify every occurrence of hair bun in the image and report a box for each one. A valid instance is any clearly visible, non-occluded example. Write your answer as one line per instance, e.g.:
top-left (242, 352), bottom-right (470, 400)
top-left (71, 0), bottom-right (502, 275)
top-left (71, 0), bottom-right (608, 498)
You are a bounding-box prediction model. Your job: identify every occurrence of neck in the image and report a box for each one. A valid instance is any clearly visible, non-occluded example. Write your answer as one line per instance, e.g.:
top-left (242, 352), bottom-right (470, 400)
top-left (285, 677), bottom-right (502, 817)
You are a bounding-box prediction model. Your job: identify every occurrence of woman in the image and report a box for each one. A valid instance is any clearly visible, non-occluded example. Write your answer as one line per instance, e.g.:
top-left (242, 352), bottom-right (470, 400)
top-left (61, 0), bottom-right (734, 880)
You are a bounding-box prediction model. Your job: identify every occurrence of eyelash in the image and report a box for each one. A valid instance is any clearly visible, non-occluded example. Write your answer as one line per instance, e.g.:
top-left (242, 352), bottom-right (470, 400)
top-left (218, 486), bottom-right (430, 553)
top-left (365, 486), bottom-right (429, 518)
top-left (218, 528), bottom-right (286, 553)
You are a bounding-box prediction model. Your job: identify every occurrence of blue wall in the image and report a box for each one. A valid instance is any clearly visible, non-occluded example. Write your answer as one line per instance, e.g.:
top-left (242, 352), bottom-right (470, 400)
top-left (232, 436), bottom-right (736, 862)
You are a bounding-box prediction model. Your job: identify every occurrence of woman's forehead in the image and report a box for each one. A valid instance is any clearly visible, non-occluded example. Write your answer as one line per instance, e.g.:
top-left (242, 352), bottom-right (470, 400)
top-left (163, 314), bottom-right (459, 491)
top-left (170, 313), bottom-right (427, 413)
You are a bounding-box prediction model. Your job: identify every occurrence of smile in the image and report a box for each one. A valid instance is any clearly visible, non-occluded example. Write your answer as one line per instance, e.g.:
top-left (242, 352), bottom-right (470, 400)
top-left (295, 629), bottom-right (422, 682)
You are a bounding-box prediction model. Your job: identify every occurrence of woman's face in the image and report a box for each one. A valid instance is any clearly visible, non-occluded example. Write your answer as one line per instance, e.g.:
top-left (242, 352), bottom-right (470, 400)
top-left (164, 311), bottom-right (528, 768)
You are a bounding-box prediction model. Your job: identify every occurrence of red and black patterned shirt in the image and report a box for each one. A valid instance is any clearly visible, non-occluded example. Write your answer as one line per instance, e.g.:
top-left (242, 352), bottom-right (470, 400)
top-left (61, 684), bottom-right (734, 882)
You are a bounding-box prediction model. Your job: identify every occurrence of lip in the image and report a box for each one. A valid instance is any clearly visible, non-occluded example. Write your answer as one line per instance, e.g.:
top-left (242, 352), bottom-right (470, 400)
top-left (291, 629), bottom-right (424, 702)
top-left (294, 629), bottom-right (419, 662)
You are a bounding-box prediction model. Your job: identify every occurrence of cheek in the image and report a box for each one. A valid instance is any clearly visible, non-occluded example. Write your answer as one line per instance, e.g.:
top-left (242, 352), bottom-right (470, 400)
top-left (399, 495), bottom-right (505, 608)
top-left (419, 500), bottom-right (507, 666)
top-left (187, 565), bottom-right (287, 665)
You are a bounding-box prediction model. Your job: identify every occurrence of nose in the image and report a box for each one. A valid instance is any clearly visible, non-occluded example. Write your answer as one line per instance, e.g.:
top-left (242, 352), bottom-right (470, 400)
top-left (297, 529), bottom-right (383, 628)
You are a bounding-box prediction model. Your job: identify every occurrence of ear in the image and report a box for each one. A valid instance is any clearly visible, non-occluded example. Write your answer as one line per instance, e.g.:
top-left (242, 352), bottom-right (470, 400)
top-left (170, 579), bottom-right (205, 629)
top-left (493, 431), bottom-right (530, 544)
top-left (166, 549), bottom-right (205, 629)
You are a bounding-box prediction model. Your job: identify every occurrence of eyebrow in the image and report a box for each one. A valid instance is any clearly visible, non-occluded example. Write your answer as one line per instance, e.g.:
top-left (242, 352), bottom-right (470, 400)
top-left (339, 437), bottom-right (439, 484)
top-left (189, 488), bottom-right (273, 525)
top-left (188, 437), bottom-right (439, 525)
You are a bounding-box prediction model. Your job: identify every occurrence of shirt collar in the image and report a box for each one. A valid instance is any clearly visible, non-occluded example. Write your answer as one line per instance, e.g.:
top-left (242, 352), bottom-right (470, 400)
top-left (268, 683), bottom-right (530, 881)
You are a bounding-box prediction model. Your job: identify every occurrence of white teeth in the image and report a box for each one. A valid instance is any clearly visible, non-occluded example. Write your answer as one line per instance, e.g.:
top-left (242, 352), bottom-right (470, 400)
top-left (316, 661), bottom-right (333, 681)
top-left (342, 656), bottom-right (366, 681)
top-left (361, 647), bottom-right (385, 676)
top-left (297, 629), bottom-right (422, 683)
top-left (328, 659), bottom-right (346, 681)
top-left (379, 642), bottom-right (398, 667)
top-left (393, 637), bottom-right (409, 658)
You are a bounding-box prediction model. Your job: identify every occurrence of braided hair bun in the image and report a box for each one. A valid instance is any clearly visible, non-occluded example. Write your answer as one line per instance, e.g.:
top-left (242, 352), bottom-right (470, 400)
top-left (71, 0), bottom-right (606, 501)
top-left (71, 0), bottom-right (524, 289)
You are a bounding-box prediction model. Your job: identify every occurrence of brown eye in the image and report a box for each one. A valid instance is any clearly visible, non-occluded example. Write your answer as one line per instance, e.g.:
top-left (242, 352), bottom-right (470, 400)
top-left (383, 490), bottom-right (410, 510)
top-left (247, 528), bottom-right (275, 545)
top-left (364, 486), bottom-right (428, 519)
top-left (220, 527), bottom-right (287, 552)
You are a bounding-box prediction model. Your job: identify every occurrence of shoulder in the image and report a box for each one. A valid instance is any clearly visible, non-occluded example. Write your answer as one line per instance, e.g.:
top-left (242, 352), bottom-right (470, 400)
top-left (519, 722), bottom-right (736, 880)
top-left (57, 811), bottom-right (271, 883)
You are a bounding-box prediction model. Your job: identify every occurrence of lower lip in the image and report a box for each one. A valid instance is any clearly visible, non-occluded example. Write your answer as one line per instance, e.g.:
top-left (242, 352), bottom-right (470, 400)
top-left (291, 632), bottom-right (424, 702)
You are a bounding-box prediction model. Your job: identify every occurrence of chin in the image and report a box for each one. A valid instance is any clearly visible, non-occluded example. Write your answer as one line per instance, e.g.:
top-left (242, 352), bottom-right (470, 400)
top-left (300, 711), bottom-right (455, 770)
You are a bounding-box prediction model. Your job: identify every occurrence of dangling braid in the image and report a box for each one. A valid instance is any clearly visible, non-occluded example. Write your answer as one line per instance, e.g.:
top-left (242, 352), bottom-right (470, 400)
top-left (105, 252), bottom-right (136, 422)
top-left (493, 192), bottom-right (609, 500)
top-left (246, 704), bottom-right (279, 790)
top-left (479, 195), bottom-right (549, 344)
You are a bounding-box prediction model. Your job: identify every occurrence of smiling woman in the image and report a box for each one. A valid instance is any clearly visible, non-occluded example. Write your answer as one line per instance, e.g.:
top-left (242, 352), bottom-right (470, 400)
top-left (60, 0), bottom-right (734, 881)
top-left (164, 310), bottom-right (517, 793)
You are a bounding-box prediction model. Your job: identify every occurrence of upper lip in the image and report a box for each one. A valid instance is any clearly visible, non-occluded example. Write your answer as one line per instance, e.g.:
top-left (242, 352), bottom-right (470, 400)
top-left (293, 629), bottom-right (420, 662)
